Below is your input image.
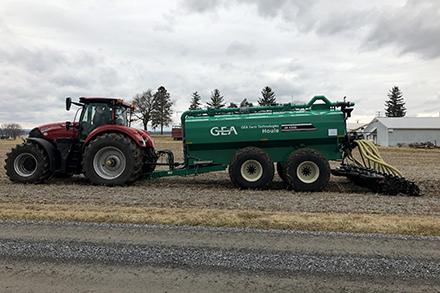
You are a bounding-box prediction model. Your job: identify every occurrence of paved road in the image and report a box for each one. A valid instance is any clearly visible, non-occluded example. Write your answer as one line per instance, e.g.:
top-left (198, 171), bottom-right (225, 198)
top-left (0, 220), bottom-right (439, 292)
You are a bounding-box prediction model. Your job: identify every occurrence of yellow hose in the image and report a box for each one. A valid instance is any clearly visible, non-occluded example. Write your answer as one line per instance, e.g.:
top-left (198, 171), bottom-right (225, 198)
top-left (346, 140), bottom-right (402, 177)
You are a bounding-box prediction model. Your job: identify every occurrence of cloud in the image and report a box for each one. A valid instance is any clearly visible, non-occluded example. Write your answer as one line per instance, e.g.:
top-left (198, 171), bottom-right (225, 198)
top-left (181, 0), bottom-right (223, 13)
top-left (181, 0), bottom-right (371, 35)
top-left (0, 45), bottom-right (130, 126)
top-left (225, 41), bottom-right (256, 56)
top-left (365, 0), bottom-right (440, 59)
top-left (0, 0), bottom-right (439, 128)
top-left (182, 0), bottom-right (440, 60)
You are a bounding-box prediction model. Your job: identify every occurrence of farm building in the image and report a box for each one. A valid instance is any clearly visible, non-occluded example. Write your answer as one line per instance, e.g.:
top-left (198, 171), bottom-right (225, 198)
top-left (363, 117), bottom-right (440, 146)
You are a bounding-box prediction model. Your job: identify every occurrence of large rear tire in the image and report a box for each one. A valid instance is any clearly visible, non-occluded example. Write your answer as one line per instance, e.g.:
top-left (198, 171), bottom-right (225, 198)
top-left (284, 148), bottom-right (330, 192)
top-left (228, 147), bottom-right (274, 189)
top-left (5, 142), bottom-right (51, 183)
top-left (143, 147), bottom-right (157, 175)
top-left (82, 133), bottom-right (142, 185)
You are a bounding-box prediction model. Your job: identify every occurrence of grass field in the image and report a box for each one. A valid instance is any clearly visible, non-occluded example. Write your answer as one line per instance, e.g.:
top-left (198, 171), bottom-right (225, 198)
top-left (1, 136), bottom-right (439, 235)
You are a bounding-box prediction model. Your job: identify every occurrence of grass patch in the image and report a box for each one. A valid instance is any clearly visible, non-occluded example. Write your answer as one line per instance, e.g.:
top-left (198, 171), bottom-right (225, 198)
top-left (0, 203), bottom-right (439, 236)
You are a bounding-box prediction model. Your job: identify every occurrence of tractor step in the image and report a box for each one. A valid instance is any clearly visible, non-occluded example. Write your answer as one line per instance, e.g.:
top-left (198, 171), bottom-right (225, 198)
top-left (332, 164), bottom-right (421, 196)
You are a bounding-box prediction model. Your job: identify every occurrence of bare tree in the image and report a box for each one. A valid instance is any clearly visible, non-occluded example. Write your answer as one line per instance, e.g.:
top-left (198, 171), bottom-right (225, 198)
top-left (1, 123), bottom-right (23, 139)
top-left (132, 90), bottom-right (155, 130)
top-left (0, 124), bottom-right (5, 138)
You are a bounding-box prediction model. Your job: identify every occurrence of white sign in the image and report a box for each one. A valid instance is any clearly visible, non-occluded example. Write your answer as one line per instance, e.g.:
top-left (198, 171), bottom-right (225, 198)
top-left (328, 128), bottom-right (338, 136)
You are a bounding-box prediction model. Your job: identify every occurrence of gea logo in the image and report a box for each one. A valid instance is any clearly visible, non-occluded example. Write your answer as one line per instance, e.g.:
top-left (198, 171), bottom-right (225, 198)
top-left (210, 126), bottom-right (238, 136)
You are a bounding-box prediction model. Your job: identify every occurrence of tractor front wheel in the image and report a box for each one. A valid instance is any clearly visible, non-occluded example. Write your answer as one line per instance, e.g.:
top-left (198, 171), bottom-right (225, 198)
top-left (5, 142), bottom-right (51, 183)
top-left (284, 148), bottom-right (330, 192)
top-left (228, 147), bottom-right (274, 189)
top-left (82, 133), bottom-right (142, 185)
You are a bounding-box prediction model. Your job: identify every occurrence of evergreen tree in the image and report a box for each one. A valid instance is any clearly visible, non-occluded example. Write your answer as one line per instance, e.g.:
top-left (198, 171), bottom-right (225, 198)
top-left (189, 91), bottom-right (202, 110)
top-left (152, 86), bottom-right (173, 134)
top-left (132, 89), bottom-right (154, 130)
top-left (239, 98), bottom-right (253, 107)
top-left (207, 89), bottom-right (225, 109)
top-left (258, 86), bottom-right (277, 106)
top-left (385, 86), bottom-right (406, 117)
top-left (228, 102), bottom-right (238, 108)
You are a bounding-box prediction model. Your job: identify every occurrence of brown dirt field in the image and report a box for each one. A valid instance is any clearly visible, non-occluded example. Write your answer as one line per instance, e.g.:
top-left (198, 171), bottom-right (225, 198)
top-left (0, 136), bottom-right (439, 220)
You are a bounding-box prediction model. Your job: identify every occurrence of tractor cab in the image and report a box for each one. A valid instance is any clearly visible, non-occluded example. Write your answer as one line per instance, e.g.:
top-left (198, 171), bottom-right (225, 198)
top-left (66, 97), bottom-right (134, 140)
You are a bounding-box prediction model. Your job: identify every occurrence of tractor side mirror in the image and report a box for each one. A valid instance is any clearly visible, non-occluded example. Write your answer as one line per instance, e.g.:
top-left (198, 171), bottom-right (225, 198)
top-left (66, 97), bottom-right (72, 111)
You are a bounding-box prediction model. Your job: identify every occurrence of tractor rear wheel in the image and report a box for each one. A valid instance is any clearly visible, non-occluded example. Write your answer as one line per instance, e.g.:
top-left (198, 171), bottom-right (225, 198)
top-left (284, 148), bottom-right (330, 192)
top-left (228, 147), bottom-right (274, 189)
top-left (143, 147), bottom-right (158, 175)
top-left (5, 142), bottom-right (51, 183)
top-left (82, 133), bottom-right (143, 185)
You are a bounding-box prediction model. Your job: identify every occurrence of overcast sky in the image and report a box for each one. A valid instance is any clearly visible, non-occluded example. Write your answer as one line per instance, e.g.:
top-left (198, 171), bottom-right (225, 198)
top-left (1, 0), bottom-right (439, 128)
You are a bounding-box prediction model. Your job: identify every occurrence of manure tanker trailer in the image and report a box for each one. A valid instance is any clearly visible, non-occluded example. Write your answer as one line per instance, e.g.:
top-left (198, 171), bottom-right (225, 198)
top-left (5, 96), bottom-right (420, 196)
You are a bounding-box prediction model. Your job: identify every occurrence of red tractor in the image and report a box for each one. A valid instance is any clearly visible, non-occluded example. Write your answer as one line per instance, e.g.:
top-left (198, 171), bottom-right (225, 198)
top-left (5, 97), bottom-right (157, 185)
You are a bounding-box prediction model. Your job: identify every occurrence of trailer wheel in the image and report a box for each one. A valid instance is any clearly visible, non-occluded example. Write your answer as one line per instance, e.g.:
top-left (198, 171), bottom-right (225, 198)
top-left (229, 147), bottom-right (274, 189)
top-left (83, 133), bottom-right (143, 185)
top-left (284, 148), bottom-right (330, 192)
top-left (5, 142), bottom-right (52, 183)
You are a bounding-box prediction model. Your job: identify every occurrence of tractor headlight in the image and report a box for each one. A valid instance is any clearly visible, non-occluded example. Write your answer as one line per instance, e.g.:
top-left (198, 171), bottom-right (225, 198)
top-left (139, 138), bottom-right (146, 147)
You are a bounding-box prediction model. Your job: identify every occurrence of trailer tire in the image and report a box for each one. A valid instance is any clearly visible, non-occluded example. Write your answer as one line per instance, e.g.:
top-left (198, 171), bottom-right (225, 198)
top-left (5, 142), bottom-right (52, 183)
top-left (284, 148), bottom-right (330, 192)
top-left (229, 147), bottom-right (274, 189)
top-left (83, 133), bottom-right (143, 185)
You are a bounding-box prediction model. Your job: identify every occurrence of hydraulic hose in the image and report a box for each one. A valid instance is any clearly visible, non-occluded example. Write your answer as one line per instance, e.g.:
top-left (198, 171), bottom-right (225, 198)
top-left (346, 140), bottom-right (402, 177)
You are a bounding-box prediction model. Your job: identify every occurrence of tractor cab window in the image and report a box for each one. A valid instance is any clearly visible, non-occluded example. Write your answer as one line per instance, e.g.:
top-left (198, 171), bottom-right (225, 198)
top-left (79, 103), bottom-right (113, 138)
top-left (115, 106), bottom-right (130, 126)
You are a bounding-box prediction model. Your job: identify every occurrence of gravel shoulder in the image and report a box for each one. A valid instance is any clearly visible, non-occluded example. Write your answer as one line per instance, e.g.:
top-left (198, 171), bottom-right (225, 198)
top-left (0, 220), bottom-right (439, 292)
top-left (3, 259), bottom-right (437, 293)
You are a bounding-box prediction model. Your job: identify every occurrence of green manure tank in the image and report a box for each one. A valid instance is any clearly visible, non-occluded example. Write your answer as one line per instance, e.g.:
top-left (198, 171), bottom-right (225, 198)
top-left (179, 96), bottom-right (354, 192)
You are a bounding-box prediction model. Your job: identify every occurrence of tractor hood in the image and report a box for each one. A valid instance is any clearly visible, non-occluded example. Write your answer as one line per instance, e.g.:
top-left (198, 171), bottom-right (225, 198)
top-left (32, 122), bottom-right (77, 140)
top-left (38, 122), bottom-right (67, 133)
top-left (32, 122), bottom-right (154, 148)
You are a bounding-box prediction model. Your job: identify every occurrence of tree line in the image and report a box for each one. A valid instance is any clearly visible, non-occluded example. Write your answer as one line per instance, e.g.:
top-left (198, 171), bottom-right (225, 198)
top-left (189, 86), bottom-right (277, 110)
top-left (0, 123), bottom-right (23, 139)
top-left (130, 85), bottom-right (408, 132)
top-left (132, 86), bottom-right (278, 132)
top-left (191, 85), bottom-right (408, 117)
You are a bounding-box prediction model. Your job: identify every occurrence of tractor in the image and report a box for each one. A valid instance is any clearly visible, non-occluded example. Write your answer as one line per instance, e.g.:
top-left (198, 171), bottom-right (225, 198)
top-left (5, 97), bottom-right (157, 185)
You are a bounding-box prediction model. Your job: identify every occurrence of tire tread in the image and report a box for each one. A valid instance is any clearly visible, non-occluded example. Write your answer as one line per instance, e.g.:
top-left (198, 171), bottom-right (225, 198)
top-left (228, 147), bottom-right (274, 189)
top-left (4, 142), bottom-right (51, 183)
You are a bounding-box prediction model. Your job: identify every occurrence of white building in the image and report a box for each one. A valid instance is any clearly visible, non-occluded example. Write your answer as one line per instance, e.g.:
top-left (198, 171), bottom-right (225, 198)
top-left (363, 117), bottom-right (440, 146)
